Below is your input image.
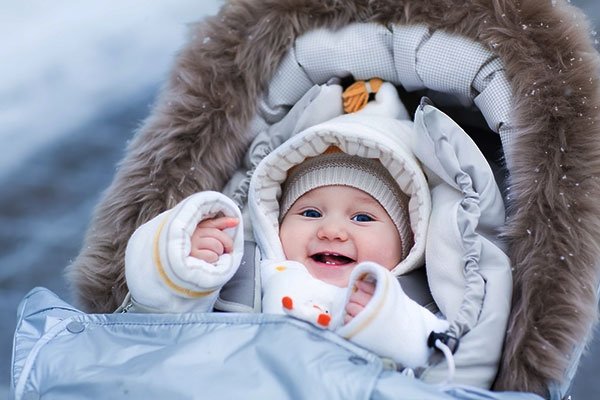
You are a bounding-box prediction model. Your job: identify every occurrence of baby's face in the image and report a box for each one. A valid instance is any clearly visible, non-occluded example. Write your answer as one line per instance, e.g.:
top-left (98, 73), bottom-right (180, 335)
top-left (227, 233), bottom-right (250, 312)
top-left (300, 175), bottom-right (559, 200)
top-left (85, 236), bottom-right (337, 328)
top-left (279, 185), bottom-right (402, 287)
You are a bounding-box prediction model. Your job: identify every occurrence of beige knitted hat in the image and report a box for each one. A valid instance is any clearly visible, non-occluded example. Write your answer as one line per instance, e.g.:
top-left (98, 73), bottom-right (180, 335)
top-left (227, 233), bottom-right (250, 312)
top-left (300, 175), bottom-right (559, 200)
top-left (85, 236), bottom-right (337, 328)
top-left (279, 149), bottom-right (413, 260)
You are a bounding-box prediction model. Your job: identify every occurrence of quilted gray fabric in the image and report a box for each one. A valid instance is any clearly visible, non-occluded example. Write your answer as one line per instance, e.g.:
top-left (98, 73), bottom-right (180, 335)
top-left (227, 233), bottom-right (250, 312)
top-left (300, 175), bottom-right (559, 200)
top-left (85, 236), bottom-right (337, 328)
top-left (251, 23), bottom-right (514, 150)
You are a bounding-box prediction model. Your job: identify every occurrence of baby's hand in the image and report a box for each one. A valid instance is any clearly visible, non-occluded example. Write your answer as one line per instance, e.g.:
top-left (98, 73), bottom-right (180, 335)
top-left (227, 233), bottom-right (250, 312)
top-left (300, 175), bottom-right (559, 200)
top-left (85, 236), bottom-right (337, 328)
top-left (344, 279), bottom-right (375, 324)
top-left (190, 216), bottom-right (239, 263)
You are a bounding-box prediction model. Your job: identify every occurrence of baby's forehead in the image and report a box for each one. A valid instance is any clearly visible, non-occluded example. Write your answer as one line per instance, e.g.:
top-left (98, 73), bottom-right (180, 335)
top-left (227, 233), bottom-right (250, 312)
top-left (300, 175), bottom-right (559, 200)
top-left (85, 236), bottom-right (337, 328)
top-left (297, 185), bottom-right (378, 204)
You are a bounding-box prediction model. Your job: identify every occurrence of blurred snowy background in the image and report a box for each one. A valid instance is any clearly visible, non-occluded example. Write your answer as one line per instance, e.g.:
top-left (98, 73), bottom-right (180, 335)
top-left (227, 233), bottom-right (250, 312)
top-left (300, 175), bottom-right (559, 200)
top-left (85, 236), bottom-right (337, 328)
top-left (0, 1), bottom-right (221, 397)
top-left (0, 0), bottom-right (598, 398)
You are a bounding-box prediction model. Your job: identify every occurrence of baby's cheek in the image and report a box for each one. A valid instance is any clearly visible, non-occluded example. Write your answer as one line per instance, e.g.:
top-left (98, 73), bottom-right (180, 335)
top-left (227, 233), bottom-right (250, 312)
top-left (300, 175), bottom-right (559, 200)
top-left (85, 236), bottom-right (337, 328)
top-left (370, 243), bottom-right (402, 270)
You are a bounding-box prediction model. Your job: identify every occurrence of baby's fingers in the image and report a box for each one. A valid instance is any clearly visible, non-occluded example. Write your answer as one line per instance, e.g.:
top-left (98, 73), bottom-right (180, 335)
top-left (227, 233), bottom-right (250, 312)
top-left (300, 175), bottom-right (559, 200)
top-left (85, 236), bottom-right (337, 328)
top-left (349, 281), bottom-right (375, 307)
top-left (193, 226), bottom-right (235, 252)
top-left (344, 302), bottom-right (365, 324)
top-left (355, 279), bottom-right (376, 295)
top-left (197, 216), bottom-right (239, 230)
top-left (191, 236), bottom-right (226, 257)
top-left (191, 249), bottom-right (220, 264)
top-left (344, 279), bottom-right (376, 324)
top-left (345, 301), bottom-right (364, 318)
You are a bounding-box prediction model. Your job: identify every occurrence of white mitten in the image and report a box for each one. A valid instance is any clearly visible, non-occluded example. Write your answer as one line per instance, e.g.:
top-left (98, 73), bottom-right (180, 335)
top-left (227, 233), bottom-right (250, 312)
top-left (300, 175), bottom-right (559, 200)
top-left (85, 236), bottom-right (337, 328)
top-left (261, 260), bottom-right (346, 329)
top-left (336, 262), bottom-right (449, 368)
top-left (125, 191), bottom-right (244, 313)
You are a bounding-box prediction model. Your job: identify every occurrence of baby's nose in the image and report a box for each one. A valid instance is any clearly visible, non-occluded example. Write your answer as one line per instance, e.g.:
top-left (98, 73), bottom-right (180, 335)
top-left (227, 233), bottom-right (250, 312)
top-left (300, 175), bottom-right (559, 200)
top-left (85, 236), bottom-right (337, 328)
top-left (317, 222), bottom-right (348, 241)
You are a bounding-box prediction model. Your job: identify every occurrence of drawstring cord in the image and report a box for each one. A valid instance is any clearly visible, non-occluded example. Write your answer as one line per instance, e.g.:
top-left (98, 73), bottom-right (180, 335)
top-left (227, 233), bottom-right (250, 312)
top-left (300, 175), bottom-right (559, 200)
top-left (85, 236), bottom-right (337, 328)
top-left (427, 331), bottom-right (460, 385)
top-left (434, 338), bottom-right (456, 384)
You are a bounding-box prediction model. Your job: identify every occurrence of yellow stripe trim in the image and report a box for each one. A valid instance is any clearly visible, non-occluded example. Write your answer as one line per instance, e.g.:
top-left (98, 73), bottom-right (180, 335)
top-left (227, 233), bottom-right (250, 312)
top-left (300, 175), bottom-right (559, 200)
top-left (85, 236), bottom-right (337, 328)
top-left (343, 274), bottom-right (390, 339)
top-left (153, 214), bottom-right (216, 298)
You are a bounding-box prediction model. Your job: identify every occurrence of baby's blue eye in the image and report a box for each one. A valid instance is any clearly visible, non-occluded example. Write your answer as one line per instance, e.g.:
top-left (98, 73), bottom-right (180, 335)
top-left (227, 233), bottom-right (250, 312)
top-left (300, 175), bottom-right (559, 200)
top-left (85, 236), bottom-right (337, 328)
top-left (352, 214), bottom-right (373, 222)
top-left (302, 209), bottom-right (322, 218)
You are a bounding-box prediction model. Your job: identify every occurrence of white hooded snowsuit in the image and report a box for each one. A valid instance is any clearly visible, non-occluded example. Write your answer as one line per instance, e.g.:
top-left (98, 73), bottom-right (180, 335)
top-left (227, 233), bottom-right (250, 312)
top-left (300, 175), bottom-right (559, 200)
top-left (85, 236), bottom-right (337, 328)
top-left (124, 82), bottom-right (511, 383)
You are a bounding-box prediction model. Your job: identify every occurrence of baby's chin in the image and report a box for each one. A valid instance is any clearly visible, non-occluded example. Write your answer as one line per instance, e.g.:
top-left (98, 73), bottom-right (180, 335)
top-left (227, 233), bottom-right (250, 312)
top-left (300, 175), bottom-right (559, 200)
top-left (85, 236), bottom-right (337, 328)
top-left (304, 258), bottom-right (356, 287)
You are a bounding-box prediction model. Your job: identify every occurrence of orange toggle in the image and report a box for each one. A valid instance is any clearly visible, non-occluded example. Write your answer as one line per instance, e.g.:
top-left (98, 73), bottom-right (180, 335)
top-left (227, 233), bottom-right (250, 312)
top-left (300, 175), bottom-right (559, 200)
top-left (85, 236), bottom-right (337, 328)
top-left (317, 313), bottom-right (331, 327)
top-left (282, 296), bottom-right (294, 310)
top-left (342, 78), bottom-right (383, 113)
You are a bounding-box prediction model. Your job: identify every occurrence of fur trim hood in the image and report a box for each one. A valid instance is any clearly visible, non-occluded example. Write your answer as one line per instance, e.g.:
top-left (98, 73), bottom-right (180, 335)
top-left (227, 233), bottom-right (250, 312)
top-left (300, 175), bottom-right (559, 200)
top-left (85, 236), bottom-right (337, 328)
top-left (66, 0), bottom-right (600, 397)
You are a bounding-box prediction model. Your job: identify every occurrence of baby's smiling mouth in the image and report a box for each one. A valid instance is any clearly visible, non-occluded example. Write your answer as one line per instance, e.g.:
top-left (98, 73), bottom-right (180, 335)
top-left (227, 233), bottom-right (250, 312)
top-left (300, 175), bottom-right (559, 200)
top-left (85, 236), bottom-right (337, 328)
top-left (310, 252), bottom-right (355, 266)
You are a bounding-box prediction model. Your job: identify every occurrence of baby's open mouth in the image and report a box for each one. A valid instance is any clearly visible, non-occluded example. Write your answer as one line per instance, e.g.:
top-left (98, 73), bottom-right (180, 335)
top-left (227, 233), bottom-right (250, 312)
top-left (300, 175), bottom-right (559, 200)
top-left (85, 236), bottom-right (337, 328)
top-left (310, 252), bottom-right (355, 266)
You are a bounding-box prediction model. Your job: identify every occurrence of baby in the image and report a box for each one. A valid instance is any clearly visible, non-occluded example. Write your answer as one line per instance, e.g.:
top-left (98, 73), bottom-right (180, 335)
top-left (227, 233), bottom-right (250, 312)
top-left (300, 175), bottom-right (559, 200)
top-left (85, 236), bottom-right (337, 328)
top-left (193, 149), bottom-right (412, 325)
top-left (124, 82), bottom-right (449, 369)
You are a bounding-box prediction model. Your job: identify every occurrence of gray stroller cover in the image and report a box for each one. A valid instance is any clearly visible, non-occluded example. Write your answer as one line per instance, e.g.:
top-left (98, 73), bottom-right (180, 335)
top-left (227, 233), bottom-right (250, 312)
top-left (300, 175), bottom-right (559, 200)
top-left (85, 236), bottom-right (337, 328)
top-left (12, 0), bottom-right (600, 399)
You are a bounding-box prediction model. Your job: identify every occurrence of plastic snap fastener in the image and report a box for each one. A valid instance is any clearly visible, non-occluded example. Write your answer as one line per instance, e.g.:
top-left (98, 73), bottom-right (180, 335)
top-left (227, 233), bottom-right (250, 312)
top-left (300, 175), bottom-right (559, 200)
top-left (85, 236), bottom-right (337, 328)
top-left (348, 355), bottom-right (368, 365)
top-left (66, 321), bottom-right (85, 334)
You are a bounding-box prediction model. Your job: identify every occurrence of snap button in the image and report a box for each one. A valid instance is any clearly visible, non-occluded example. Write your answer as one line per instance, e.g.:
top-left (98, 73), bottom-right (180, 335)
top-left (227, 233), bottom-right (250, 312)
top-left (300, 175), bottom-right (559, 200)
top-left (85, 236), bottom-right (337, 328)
top-left (66, 321), bottom-right (85, 334)
top-left (348, 355), bottom-right (368, 365)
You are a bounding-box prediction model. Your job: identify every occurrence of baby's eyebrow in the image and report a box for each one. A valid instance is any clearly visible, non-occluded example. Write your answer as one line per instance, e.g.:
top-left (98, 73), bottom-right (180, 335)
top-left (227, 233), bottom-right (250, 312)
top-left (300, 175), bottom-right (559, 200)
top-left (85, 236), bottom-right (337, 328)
top-left (352, 193), bottom-right (380, 206)
top-left (289, 202), bottom-right (320, 213)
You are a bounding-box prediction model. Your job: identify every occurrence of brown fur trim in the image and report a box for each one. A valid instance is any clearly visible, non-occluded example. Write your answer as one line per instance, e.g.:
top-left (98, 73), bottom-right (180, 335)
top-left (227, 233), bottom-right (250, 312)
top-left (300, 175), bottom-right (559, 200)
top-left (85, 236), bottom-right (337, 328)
top-left (489, 1), bottom-right (600, 396)
top-left (66, 0), bottom-right (600, 395)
